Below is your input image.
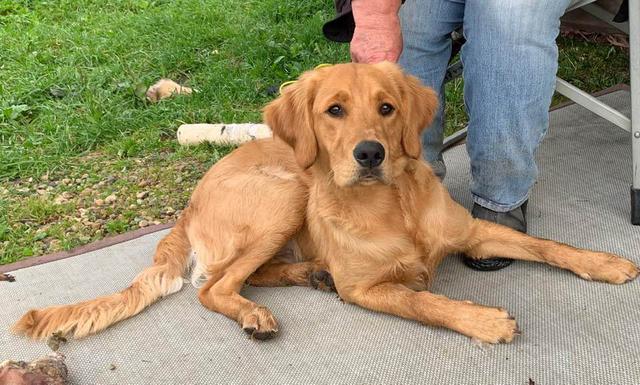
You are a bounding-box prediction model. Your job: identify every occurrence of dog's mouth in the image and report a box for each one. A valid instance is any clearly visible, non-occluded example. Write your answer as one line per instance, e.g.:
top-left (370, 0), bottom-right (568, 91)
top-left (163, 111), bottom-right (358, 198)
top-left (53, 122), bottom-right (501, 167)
top-left (356, 168), bottom-right (385, 184)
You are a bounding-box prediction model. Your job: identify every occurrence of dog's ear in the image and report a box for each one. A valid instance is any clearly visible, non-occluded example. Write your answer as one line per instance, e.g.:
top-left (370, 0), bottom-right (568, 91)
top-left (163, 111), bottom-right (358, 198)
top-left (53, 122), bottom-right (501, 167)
top-left (400, 74), bottom-right (439, 159)
top-left (263, 73), bottom-right (318, 169)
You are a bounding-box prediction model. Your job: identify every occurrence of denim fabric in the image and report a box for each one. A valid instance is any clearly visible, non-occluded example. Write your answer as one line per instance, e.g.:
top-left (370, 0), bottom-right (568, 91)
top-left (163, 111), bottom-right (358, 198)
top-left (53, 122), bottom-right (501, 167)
top-left (398, 0), bottom-right (571, 212)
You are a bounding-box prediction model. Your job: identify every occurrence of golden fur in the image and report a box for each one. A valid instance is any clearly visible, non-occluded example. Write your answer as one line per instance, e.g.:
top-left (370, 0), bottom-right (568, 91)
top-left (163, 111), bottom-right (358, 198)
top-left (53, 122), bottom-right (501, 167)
top-left (13, 62), bottom-right (639, 343)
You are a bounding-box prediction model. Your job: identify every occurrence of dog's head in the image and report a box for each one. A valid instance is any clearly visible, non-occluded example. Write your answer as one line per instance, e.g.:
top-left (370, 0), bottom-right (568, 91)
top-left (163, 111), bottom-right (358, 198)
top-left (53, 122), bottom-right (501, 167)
top-left (263, 62), bottom-right (438, 187)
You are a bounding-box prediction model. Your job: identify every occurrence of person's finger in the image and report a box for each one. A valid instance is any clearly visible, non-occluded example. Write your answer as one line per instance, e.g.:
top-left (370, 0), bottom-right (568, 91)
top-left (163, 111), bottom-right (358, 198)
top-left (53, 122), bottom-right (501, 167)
top-left (350, 50), bottom-right (359, 63)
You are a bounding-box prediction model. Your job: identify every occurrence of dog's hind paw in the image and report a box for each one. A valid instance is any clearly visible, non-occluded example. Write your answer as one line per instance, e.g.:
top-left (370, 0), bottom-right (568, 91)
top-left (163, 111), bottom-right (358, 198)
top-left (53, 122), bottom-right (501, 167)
top-left (309, 270), bottom-right (336, 292)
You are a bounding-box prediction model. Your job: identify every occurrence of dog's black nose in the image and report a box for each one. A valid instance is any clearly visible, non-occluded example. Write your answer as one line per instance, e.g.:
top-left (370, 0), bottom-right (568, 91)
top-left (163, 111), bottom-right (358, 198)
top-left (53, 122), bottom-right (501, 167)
top-left (353, 141), bottom-right (385, 168)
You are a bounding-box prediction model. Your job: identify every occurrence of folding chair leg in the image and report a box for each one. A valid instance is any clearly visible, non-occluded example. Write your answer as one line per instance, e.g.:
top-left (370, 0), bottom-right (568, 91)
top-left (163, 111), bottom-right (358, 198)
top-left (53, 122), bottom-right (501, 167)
top-left (631, 0), bottom-right (640, 224)
top-left (632, 187), bottom-right (640, 225)
top-left (632, 130), bottom-right (640, 225)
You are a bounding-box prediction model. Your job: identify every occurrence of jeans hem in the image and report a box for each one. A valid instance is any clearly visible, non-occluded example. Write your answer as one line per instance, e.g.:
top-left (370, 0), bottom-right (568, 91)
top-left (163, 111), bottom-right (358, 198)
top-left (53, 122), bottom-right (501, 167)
top-left (472, 194), bottom-right (529, 213)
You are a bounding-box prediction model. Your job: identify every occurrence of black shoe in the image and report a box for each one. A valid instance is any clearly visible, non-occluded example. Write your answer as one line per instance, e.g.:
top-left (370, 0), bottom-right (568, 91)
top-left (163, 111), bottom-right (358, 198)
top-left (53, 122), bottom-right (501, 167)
top-left (462, 200), bottom-right (528, 271)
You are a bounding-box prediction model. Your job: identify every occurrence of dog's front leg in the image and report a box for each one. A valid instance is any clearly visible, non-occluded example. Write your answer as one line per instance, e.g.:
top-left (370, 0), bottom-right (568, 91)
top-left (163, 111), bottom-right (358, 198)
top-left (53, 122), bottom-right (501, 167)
top-left (464, 220), bottom-right (639, 284)
top-left (338, 283), bottom-right (519, 343)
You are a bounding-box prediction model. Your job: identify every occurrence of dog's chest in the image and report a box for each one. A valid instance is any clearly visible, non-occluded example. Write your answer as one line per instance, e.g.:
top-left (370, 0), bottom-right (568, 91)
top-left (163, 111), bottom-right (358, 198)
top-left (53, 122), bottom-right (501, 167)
top-left (304, 190), bottom-right (423, 270)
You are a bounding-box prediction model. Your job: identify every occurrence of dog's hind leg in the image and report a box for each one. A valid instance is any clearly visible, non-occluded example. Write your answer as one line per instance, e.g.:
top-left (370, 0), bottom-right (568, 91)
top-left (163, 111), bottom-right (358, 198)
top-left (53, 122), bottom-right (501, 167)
top-left (245, 237), bottom-right (333, 290)
top-left (464, 219), bottom-right (639, 284)
top-left (246, 261), bottom-right (314, 287)
top-left (246, 261), bottom-right (336, 291)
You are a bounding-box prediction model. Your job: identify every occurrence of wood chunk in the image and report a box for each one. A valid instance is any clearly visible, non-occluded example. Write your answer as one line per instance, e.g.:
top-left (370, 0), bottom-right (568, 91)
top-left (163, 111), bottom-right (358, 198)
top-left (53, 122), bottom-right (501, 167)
top-left (146, 79), bottom-right (193, 102)
top-left (0, 353), bottom-right (68, 385)
top-left (0, 273), bottom-right (15, 282)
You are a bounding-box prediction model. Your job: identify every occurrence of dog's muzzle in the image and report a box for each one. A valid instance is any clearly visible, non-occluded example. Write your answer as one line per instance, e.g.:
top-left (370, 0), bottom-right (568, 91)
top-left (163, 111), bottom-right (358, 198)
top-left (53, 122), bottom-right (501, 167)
top-left (353, 140), bottom-right (385, 183)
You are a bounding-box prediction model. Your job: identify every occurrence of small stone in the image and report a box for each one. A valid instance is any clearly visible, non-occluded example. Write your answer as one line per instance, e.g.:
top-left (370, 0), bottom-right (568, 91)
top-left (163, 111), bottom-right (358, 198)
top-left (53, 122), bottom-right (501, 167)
top-left (164, 207), bottom-right (175, 215)
top-left (54, 195), bottom-right (68, 205)
top-left (175, 177), bottom-right (183, 184)
top-left (41, 174), bottom-right (49, 181)
top-left (36, 189), bottom-right (47, 195)
top-left (62, 178), bottom-right (71, 185)
top-left (138, 180), bottom-right (149, 187)
top-left (109, 364), bottom-right (116, 371)
top-left (49, 239), bottom-right (61, 249)
top-left (105, 194), bottom-right (117, 204)
top-left (46, 331), bottom-right (67, 352)
top-left (81, 173), bottom-right (89, 179)
top-left (138, 219), bottom-right (150, 228)
top-left (136, 199), bottom-right (144, 205)
top-left (28, 177), bottom-right (34, 182)
top-left (94, 199), bottom-right (104, 206)
top-left (136, 191), bottom-right (149, 199)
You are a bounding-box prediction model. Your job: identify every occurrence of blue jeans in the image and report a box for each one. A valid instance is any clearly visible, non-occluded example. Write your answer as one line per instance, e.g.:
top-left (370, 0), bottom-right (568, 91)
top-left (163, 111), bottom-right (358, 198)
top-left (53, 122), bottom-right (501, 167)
top-left (398, 0), bottom-right (571, 212)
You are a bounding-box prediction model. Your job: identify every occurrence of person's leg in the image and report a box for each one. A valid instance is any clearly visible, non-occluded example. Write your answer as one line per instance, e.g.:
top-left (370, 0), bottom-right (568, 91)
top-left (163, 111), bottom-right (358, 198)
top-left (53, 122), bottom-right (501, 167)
top-left (398, 0), bottom-right (465, 179)
top-left (461, 0), bottom-right (572, 211)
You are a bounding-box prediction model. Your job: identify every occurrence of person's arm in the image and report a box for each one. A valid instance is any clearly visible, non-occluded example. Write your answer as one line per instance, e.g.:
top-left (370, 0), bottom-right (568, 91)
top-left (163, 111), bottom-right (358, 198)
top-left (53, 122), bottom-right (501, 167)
top-left (350, 0), bottom-right (402, 63)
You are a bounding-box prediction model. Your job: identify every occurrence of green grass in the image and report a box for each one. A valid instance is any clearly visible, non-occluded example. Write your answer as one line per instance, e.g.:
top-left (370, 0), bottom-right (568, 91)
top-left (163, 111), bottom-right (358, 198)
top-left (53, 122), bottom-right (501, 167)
top-left (0, 0), bottom-right (349, 180)
top-left (0, 0), bottom-right (631, 264)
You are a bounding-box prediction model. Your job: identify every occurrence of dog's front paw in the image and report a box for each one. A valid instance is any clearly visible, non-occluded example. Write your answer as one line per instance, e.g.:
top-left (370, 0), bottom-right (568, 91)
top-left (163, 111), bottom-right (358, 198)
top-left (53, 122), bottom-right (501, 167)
top-left (452, 304), bottom-right (520, 344)
top-left (241, 306), bottom-right (279, 341)
top-left (574, 253), bottom-right (639, 284)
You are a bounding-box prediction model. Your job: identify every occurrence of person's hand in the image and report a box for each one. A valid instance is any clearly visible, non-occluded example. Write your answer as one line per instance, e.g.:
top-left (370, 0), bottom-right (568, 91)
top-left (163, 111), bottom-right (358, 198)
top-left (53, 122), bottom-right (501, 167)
top-left (350, 0), bottom-right (402, 63)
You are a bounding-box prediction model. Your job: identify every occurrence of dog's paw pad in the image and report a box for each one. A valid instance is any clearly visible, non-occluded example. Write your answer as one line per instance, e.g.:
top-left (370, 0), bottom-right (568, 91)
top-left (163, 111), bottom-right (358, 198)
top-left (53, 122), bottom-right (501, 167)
top-left (309, 270), bottom-right (336, 292)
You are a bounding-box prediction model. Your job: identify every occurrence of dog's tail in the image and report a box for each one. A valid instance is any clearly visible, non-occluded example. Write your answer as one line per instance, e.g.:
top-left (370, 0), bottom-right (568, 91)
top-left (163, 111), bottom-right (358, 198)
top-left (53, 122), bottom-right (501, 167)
top-left (12, 209), bottom-right (193, 340)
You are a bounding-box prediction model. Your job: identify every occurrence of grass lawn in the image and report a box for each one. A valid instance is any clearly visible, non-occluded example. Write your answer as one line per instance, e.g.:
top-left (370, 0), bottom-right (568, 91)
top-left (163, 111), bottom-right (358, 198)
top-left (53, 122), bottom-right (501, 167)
top-left (0, 0), bottom-right (631, 264)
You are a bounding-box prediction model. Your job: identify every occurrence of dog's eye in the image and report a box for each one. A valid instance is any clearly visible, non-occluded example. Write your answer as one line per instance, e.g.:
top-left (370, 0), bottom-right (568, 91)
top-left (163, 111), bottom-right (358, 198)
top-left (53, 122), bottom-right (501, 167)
top-left (379, 103), bottom-right (395, 116)
top-left (327, 104), bottom-right (344, 117)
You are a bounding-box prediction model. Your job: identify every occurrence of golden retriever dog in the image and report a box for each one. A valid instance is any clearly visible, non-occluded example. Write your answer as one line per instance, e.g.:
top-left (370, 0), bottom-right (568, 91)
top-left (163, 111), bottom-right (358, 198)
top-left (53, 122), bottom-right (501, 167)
top-left (13, 62), bottom-right (639, 344)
